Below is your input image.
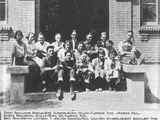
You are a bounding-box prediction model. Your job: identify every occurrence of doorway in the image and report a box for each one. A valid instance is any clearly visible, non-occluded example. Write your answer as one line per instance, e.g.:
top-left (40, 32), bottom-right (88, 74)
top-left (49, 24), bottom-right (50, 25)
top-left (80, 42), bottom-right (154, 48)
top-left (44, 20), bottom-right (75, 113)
top-left (40, 0), bottom-right (109, 42)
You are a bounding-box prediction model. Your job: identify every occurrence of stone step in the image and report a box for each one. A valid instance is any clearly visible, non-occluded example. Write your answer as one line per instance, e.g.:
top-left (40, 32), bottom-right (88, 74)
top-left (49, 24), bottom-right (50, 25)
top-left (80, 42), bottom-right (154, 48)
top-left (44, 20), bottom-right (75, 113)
top-left (25, 92), bottom-right (57, 102)
top-left (24, 91), bottom-right (138, 104)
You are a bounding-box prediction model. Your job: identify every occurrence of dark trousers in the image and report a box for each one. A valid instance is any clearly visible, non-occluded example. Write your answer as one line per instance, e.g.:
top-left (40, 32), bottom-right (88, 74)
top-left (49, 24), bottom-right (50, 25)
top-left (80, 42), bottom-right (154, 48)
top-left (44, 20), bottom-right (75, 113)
top-left (24, 60), bottom-right (41, 92)
top-left (76, 69), bottom-right (94, 91)
top-left (40, 70), bottom-right (58, 91)
top-left (94, 76), bottom-right (108, 90)
top-left (109, 78), bottom-right (118, 90)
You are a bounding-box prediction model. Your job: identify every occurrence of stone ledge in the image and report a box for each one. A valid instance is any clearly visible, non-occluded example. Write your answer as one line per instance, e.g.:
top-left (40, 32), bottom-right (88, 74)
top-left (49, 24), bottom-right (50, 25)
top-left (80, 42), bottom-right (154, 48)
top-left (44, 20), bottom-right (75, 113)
top-left (7, 65), bottom-right (29, 74)
top-left (122, 64), bottom-right (154, 73)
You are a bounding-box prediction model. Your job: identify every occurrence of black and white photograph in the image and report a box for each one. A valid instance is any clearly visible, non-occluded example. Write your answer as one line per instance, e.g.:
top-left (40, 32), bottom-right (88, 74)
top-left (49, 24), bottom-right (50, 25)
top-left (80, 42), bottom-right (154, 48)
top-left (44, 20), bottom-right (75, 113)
top-left (0, 0), bottom-right (160, 114)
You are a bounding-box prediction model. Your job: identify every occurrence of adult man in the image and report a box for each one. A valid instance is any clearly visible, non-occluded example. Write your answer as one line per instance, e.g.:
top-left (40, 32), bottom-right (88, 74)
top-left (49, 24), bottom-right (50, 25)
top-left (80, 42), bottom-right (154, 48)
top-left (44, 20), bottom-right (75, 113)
top-left (35, 33), bottom-right (50, 59)
top-left (70, 30), bottom-right (78, 51)
top-left (96, 32), bottom-right (107, 48)
top-left (58, 40), bottom-right (73, 62)
top-left (127, 31), bottom-right (134, 45)
top-left (83, 33), bottom-right (97, 60)
top-left (117, 31), bottom-right (142, 64)
top-left (51, 33), bottom-right (64, 53)
top-left (95, 32), bottom-right (110, 58)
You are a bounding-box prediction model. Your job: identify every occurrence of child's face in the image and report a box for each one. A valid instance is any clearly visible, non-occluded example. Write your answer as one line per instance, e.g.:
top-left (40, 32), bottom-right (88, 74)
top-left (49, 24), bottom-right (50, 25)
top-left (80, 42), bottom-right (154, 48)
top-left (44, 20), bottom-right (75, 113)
top-left (99, 53), bottom-right (105, 60)
top-left (65, 43), bottom-right (71, 50)
top-left (78, 44), bottom-right (83, 51)
top-left (65, 52), bottom-right (71, 60)
top-left (86, 34), bottom-right (92, 42)
top-left (111, 62), bottom-right (116, 69)
top-left (47, 48), bottom-right (54, 57)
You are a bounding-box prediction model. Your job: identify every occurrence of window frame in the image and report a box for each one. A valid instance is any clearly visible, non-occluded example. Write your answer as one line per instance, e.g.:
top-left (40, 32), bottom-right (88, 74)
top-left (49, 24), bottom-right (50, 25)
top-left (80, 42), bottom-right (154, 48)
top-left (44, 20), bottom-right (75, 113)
top-left (0, 0), bottom-right (8, 24)
top-left (141, 0), bottom-right (159, 26)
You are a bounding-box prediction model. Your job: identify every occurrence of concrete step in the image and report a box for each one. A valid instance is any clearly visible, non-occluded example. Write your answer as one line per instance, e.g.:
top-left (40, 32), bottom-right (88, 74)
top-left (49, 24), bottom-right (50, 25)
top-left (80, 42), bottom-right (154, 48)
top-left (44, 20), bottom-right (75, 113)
top-left (25, 92), bottom-right (57, 102)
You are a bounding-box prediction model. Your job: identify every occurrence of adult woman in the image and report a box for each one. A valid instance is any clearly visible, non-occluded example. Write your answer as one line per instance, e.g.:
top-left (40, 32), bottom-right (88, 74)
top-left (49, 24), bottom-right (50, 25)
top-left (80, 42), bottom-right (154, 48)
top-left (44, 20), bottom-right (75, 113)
top-left (11, 30), bottom-right (27, 65)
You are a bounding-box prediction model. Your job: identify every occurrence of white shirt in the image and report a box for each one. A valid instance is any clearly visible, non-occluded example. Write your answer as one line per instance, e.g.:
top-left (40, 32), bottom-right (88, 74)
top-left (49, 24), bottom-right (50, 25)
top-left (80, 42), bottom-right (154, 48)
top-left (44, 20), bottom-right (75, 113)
top-left (35, 41), bottom-right (50, 53)
top-left (51, 41), bottom-right (64, 52)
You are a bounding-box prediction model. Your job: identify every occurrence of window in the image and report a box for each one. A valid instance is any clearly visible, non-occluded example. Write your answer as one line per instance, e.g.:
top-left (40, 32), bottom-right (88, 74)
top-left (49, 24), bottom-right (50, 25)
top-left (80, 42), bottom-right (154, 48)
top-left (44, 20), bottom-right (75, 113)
top-left (141, 0), bottom-right (158, 25)
top-left (0, 0), bottom-right (7, 22)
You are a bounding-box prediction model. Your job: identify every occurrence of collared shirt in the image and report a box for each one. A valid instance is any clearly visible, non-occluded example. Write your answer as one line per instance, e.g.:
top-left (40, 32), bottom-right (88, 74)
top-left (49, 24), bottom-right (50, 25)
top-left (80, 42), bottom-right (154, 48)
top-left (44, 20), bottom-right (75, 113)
top-left (58, 48), bottom-right (74, 62)
top-left (57, 48), bottom-right (66, 62)
top-left (35, 41), bottom-right (50, 53)
top-left (71, 39), bottom-right (78, 50)
top-left (51, 41), bottom-right (64, 52)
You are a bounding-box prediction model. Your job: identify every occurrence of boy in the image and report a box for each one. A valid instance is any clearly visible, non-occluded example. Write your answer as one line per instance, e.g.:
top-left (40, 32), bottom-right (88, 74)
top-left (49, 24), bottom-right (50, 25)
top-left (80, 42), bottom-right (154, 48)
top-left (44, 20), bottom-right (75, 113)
top-left (60, 51), bottom-right (76, 100)
top-left (40, 46), bottom-right (63, 97)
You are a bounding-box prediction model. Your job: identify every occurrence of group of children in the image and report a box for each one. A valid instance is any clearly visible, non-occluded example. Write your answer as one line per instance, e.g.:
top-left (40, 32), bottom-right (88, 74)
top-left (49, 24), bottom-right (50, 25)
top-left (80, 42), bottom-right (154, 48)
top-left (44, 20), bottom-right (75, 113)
top-left (11, 30), bottom-right (142, 100)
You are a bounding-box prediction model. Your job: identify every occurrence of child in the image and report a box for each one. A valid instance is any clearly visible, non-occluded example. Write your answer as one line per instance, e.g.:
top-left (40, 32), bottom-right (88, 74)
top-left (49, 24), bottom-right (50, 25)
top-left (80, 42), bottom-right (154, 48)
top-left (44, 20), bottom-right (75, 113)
top-left (59, 51), bottom-right (76, 100)
top-left (91, 48), bottom-right (107, 91)
top-left (105, 56), bottom-right (121, 91)
top-left (75, 43), bottom-right (94, 91)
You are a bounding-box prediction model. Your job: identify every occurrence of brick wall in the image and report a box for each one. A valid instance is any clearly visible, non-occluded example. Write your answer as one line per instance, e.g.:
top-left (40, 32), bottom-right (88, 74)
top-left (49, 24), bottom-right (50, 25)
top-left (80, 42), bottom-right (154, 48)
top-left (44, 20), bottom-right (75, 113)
top-left (110, 0), bottom-right (160, 63)
top-left (1, 0), bottom-right (35, 34)
top-left (109, 0), bottom-right (131, 45)
top-left (0, 0), bottom-right (35, 64)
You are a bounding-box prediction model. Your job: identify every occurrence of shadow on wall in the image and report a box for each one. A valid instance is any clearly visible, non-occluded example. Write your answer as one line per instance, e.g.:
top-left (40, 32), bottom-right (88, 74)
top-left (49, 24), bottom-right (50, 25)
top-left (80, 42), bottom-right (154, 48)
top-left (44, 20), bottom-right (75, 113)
top-left (144, 73), bottom-right (160, 103)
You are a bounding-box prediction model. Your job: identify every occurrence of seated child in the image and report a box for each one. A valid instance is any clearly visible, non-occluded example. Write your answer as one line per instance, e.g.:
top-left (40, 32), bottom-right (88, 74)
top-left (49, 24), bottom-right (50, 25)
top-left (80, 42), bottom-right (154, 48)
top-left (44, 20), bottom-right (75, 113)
top-left (74, 42), bottom-right (94, 91)
top-left (91, 48), bottom-right (108, 91)
top-left (105, 53), bottom-right (121, 91)
top-left (60, 51), bottom-right (76, 100)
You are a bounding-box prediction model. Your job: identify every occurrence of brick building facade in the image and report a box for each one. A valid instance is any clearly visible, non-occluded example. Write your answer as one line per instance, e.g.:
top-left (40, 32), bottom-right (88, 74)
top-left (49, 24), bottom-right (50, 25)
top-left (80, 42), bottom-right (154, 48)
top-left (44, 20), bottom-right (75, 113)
top-left (0, 0), bottom-right (160, 64)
